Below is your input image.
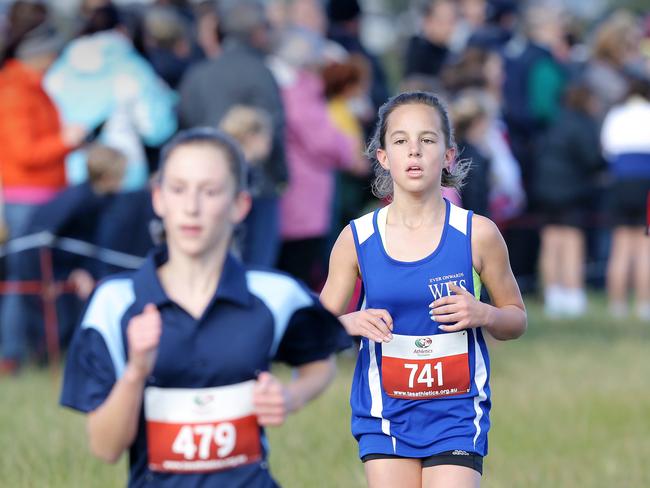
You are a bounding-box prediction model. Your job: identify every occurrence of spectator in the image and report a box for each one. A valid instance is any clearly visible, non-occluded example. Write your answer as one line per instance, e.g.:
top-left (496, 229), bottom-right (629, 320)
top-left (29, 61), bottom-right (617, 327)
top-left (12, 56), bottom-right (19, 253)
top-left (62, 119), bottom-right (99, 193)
top-left (404, 0), bottom-right (457, 78)
top-left (268, 27), bottom-right (360, 289)
top-left (94, 187), bottom-right (158, 278)
top-left (0, 21), bottom-right (86, 374)
top-left (219, 105), bottom-right (273, 184)
top-left (45, 3), bottom-right (177, 191)
top-left (219, 105), bottom-right (274, 264)
top-left (502, 2), bottom-right (569, 200)
top-left (0, 0), bottom-right (48, 67)
top-left (584, 10), bottom-right (641, 121)
top-left (468, 0), bottom-right (518, 50)
top-left (500, 2), bottom-right (569, 292)
top-left (179, 0), bottom-right (287, 268)
top-left (601, 72), bottom-right (650, 320)
top-left (288, 0), bottom-right (329, 37)
top-left (534, 80), bottom-right (604, 318)
top-left (32, 143), bottom-right (128, 286)
top-left (449, 0), bottom-right (487, 53)
top-left (451, 90), bottom-right (492, 217)
top-left (142, 6), bottom-right (198, 89)
top-left (321, 55), bottom-right (373, 236)
top-left (327, 0), bottom-right (390, 126)
top-left (194, 0), bottom-right (222, 59)
top-left (441, 46), bottom-right (525, 222)
top-left (14, 144), bottom-right (127, 359)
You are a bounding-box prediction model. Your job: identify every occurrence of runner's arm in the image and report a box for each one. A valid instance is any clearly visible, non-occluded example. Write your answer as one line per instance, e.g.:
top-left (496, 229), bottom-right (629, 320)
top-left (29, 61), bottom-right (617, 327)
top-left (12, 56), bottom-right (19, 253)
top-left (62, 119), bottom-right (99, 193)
top-left (320, 225), bottom-right (393, 342)
top-left (87, 304), bottom-right (161, 463)
top-left (254, 357), bottom-right (335, 426)
top-left (86, 367), bottom-right (147, 463)
top-left (472, 215), bottom-right (527, 340)
top-left (286, 357), bottom-right (336, 412)
top-left (320, 225), bottom-right (359, 316)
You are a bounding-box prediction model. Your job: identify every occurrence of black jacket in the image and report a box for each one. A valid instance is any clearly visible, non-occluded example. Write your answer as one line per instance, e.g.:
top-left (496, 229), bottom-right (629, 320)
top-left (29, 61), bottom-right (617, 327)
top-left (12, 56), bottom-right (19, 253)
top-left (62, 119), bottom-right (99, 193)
top-left (404, 35), bottom-right (449, 78)
top-left (533, 109), bottom-right (605, 207)
top-left (458, 141), bottom-right (490, 217)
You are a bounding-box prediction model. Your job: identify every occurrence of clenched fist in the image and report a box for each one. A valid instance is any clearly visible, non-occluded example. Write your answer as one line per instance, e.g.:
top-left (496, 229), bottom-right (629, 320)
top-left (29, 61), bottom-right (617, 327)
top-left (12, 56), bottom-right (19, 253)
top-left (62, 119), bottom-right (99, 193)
top-left (125, 303), bottom-right (162, 380)
top-left (253, 372), bottom-right (291, 427)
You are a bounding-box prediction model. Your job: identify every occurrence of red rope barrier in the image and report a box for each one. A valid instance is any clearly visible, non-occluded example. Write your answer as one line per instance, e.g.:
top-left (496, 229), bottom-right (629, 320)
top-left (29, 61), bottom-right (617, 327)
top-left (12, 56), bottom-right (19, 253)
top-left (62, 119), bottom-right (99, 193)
top-left (0, 250), bottom-right (77, 374)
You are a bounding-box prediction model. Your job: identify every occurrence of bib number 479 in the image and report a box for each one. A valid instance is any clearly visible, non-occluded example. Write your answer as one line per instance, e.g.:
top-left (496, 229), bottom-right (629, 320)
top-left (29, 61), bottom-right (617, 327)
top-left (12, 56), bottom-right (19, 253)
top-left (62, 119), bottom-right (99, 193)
top-left (404, 362), bottom-right (443, 388)
top-left (172, 423), bottom-right (236, 460)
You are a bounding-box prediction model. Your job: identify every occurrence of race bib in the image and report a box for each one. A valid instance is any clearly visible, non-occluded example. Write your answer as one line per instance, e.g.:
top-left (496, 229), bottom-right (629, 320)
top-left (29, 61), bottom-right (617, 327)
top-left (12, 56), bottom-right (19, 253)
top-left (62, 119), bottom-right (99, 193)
top-left (381, 331), bottom-right (470, 399)
top-left (144, 380), bottom-right (262, 473)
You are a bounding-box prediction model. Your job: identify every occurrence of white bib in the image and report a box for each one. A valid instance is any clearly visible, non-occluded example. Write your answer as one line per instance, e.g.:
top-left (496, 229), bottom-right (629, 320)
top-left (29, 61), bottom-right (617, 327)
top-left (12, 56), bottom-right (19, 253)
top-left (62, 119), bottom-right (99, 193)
top-left (144, 380), bottom-right (262, 473)
top-left (381, 331), bottom-right (470, 399)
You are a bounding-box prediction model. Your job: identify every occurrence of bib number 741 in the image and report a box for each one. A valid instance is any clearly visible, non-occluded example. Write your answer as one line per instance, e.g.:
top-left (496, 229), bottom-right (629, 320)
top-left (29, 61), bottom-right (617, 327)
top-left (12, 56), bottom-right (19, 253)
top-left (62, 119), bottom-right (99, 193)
top-left (404, 362), bottom-right (443, 388)
top-left (171, 423), bottom-right (236, 460)
top-left (381, 332), bottom-right (471, 399)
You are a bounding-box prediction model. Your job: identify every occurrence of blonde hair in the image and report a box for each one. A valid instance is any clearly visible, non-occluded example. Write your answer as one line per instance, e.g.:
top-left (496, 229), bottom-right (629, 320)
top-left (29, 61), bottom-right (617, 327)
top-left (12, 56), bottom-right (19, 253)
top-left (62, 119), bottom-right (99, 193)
top-left (219, 105), bottom-right (272, 144)
top-left (592, 10), bottom-right (639, 67)
top-left (450, 90), bottom-right (490, 142)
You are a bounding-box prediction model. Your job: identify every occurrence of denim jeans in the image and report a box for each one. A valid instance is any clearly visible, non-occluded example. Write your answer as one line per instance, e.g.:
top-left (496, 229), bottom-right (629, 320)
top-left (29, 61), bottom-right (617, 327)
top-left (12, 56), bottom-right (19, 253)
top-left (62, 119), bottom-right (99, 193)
top-left (1, 203), bottom-right (39, 361)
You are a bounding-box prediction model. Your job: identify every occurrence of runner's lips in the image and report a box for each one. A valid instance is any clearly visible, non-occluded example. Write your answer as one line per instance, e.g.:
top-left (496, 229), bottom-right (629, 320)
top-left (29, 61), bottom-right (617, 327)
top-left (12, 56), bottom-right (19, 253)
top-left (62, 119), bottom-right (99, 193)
top-left (180, 225), bottom-right (202, 234)
top-left (406, 165), bottom-right (423, 174)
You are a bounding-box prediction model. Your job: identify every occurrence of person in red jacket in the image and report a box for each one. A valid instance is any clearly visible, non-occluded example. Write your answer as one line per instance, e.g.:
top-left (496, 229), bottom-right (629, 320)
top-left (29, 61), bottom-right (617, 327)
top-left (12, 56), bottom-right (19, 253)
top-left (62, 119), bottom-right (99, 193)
top-left (0, 21), bottom-right (86, 374)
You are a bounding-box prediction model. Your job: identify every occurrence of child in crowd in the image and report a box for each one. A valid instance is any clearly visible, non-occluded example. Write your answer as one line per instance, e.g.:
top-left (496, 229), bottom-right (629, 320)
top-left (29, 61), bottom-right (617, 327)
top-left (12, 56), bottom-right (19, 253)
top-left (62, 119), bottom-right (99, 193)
top-left (219, 105), bottom-right (274, 265)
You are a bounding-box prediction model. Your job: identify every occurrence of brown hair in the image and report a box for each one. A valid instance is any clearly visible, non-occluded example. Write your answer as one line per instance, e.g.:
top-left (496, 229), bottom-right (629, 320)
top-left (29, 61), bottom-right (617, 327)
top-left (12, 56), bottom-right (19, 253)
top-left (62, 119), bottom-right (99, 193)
top-left (86, 143), bottom-right (126, 184)
top-left (366, 91), bottom-right (470, 199)
top-left (441, 46), bottom-right (492, 92)
top-left (321, 55), bottom-right (368, 99)
top-left (158, 127), bottom-right (248, 193)
top-left (0, 0), bottom-right (48, 65)
top-left (563, 81), bottom-right (595, 114)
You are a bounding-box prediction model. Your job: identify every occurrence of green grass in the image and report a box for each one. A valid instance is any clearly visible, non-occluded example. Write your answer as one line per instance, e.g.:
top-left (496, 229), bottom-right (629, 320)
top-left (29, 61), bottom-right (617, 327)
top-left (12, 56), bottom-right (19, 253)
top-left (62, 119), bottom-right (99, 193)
top-left (2, 294), bottom-right (649, 487)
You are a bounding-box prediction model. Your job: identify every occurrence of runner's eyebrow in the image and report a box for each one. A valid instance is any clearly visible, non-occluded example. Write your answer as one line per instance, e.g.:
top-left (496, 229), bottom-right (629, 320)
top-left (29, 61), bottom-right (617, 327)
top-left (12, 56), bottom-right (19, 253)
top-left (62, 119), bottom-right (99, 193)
top-left (388, 130), bottom-right (439, 138)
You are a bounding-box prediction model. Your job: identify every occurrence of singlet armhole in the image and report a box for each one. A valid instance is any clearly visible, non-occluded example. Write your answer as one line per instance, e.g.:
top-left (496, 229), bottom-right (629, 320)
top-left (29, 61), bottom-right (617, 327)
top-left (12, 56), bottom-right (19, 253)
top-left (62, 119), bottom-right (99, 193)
top-left (472, 268), bottom-right (482, 299)
top-left (467, 211), bottom-right (483, 299)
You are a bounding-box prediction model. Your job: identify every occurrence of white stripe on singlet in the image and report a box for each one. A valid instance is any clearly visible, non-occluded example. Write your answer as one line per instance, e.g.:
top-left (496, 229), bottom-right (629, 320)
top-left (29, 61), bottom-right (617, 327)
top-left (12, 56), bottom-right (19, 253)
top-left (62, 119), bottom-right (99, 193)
top-left (472, 330), bottom-right (488, 448)
top-left (362, 291), bottom-right (395, 450)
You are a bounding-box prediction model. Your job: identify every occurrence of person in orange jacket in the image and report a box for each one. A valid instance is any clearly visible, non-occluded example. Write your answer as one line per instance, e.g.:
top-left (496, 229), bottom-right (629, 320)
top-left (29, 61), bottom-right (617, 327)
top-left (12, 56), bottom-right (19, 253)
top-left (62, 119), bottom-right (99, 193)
top-left (0, 21), bottom-right (86, 374)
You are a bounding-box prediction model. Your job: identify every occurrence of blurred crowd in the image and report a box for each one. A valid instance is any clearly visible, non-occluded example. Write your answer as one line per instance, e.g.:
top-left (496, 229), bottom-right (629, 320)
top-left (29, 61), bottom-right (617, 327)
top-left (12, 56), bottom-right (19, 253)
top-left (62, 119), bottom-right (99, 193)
top-left (0, 0), bottom-right (649, 373)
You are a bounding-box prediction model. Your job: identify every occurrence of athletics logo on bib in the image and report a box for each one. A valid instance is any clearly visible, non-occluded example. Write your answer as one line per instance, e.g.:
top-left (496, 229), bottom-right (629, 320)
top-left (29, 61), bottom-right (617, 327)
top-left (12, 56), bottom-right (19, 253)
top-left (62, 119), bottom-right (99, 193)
top-left (144, 381), bottom-right (262, 473)
top-left (381, 331), bottom-right (470, 399)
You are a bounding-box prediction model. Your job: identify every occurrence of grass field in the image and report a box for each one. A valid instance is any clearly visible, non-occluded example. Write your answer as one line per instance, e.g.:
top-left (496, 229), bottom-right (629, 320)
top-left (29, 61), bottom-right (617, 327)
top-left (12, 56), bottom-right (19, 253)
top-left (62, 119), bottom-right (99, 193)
top-left (2, 294), bottom-right (649, 487)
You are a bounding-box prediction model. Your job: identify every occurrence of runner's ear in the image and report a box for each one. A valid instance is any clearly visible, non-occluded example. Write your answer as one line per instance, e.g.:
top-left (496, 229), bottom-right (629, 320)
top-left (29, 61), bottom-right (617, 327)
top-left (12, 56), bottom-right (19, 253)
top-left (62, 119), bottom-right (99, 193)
top-left (231, 190), bottom-right (252, 224)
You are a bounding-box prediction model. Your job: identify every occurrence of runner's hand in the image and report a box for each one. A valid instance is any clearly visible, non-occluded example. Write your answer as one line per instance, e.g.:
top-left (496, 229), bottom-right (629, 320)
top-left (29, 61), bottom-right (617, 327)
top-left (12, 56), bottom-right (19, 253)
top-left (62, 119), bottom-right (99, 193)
top-left (253, 372), bottom-right (290, 427)
top-left (340, 309), bottom-right (393, 342)
top-left (429, 283), bottom-right (488, 332)
top-left (125, 303), bottom-right (162, 379)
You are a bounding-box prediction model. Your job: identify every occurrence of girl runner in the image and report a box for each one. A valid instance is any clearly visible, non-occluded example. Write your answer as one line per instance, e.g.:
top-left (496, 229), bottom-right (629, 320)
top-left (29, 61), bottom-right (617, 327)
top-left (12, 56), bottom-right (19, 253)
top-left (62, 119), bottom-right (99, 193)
top-left (61, 127), bottom-right (344, 487)
top-left (321, 91), bottom-right (527, 487)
